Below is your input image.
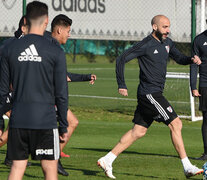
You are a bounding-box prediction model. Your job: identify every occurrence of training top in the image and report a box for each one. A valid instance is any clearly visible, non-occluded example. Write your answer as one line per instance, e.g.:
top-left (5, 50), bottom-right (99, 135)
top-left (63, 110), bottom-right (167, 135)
top-left (190, 30), bottom-right (207, 90)
top-left (0, 34), bottom-right (68, 134)
top-left (116, 34), bottom-right (192, 96)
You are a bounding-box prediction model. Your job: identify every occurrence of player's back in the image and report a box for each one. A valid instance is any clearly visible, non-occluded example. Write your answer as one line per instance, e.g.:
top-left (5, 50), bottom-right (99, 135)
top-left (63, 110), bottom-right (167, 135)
top-left (3, 34), bottom-right (67, 129)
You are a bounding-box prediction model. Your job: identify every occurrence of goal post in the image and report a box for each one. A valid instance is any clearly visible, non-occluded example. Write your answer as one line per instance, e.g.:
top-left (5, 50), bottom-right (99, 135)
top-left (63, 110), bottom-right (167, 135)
top-left (166, 72), bottom-right (202, 121)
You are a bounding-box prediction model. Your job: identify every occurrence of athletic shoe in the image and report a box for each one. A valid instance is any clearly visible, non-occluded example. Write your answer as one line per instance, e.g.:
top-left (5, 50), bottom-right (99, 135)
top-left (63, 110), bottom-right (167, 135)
top-left (195, 153), bottom-right (207, 160)
top-left (4, 158), bottom-right (32, 167)
top-left (58, 159), bottom-right (69, 176)
top-left (184, 165), bottom-right (203, 178)
top-left (61, 152), bottom-right (70, 158)
top-left (97, 157), bottom-right (116, 179)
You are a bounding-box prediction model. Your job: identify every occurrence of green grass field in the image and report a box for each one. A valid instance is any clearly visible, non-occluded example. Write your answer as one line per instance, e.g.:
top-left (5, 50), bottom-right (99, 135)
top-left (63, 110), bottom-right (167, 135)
top-left (0, 59), bottom-right (204, 179)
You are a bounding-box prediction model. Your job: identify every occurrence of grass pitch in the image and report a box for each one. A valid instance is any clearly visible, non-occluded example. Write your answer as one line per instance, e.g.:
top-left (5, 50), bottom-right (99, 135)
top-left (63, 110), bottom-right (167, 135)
top-left (0, 110), bottom-right (204, 180)
top-left (0, 60), bottom-right (204, 179)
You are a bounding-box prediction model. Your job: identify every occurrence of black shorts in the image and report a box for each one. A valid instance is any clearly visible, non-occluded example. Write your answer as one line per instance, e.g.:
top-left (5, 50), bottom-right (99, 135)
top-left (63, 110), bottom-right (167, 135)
top-left (7, 128), bottom-right (60, 160)
top-left (132, 92), bottom-right (178, 128)
top-left (199, 87), bottom-right (207, 111)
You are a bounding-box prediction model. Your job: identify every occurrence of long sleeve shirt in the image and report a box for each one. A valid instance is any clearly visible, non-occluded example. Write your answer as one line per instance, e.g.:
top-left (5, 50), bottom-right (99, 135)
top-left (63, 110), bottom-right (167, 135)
top-left (116, 34), bottom-right (192, 96)
top-left (190, 30), bottom-right (207, 90)
top-left (0, 34), bottom-right (68, 134)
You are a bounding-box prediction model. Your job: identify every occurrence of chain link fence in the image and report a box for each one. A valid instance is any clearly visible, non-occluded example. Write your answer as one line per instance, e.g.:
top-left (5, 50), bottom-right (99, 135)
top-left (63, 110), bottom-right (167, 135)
top-left (0, 0), bottom-right (206, 119)
top-left (0, 0), bottom-right (203, 53)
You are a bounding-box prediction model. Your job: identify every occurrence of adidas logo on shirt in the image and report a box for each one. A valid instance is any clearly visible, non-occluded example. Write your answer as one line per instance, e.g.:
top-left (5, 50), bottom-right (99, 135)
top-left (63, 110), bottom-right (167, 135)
top-left (154, 49), bottom-right (158, 54)
top-left (203, 42), bottom-right (207, 46)
top-left (18, 44), bottom-right (42, 62)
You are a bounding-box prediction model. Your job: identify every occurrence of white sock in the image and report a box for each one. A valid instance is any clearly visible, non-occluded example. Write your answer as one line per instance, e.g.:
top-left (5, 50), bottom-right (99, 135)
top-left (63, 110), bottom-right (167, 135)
top-left (104, 151), bottom-right (117, 165)
top-left (181, 157), bottom-right (193, 170)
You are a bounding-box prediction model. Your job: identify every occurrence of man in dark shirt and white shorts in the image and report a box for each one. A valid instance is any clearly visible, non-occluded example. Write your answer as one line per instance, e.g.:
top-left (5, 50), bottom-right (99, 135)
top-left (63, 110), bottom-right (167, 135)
top-left (0, 1), bottom-right (68, 180)
top-left (97, 15), bottom-right (203, 179)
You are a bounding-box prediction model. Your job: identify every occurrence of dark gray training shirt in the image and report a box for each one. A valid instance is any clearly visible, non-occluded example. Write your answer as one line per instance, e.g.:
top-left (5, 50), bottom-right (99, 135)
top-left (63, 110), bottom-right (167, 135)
top-left (0, 34), bottom-right (68, 134)
top-left (190, 30), bottom-right (207, 90)
top-left (116, 34), bottom-right (192, 96)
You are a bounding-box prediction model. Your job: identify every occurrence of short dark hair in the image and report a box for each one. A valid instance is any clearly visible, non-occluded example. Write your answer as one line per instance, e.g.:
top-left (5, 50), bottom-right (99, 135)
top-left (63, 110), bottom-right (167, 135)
top-left (26, 1), bottom-right (48, 21)
top-left (14, 15), bottom-right (27, 38)
top-left (51, 14), bottom-right (72, 32)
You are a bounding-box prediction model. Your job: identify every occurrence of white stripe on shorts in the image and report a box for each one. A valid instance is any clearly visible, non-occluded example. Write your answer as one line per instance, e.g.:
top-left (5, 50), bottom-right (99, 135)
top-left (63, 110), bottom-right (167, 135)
top-left (146, 94), bottom-right (169, 121)
top-left (53, 129), bottom-right (60, 160)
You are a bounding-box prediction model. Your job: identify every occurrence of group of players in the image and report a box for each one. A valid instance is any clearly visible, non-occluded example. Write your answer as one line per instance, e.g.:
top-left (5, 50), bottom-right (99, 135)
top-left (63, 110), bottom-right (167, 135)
top-left (0, 1), bottom-right (96, 179)
top-left (0, 1), bottom-right (207, 179)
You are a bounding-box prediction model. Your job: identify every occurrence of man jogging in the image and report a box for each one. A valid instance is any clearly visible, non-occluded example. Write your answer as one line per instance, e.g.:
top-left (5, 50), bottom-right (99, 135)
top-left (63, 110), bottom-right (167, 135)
top-left (97, 15), bottom-right (203, 179)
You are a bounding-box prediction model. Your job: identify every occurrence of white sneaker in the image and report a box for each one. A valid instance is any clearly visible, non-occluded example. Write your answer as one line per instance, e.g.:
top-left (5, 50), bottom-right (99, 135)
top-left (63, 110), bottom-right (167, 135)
top-left (184, 165), bottom-right (203, 178)
top-left (97, 157), bottom-right (116, 179)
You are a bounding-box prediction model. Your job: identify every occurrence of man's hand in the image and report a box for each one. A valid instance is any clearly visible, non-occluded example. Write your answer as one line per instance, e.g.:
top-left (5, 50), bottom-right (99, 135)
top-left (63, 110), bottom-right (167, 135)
top-left (89, 74), bottom-right (96, 85)
top-left (118, 88), bottom-right (128, 96)
top-left (67, 76), bottom-right (71, 82)
top-left (59, 132), bottom-right (69, 143)
top-left (192, 55), bottom-right (201, 65)
top-left (192, 89), bottom-right (201, 97)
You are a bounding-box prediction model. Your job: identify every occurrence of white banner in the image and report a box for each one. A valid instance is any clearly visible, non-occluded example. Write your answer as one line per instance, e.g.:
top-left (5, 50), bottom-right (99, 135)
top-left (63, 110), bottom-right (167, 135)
top-left (0, 0), bottom-right (22, 37)
top-left (0, 0), bottom-right (201, 42)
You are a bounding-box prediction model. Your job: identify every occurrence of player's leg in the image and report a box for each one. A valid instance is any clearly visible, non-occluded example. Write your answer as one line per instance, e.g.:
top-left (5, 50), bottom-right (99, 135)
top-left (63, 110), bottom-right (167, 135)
top-left (97, 99), bottom-right (151, 179)
top-left (168, 116), bottom-right (203, 177)
top-left (168, 117), bottom-right (186, 158)
top-left (144, 93), bottom-right (202, 178)
top-left (97, 124), bottom-right (147, 179)
top-left (196, 87), bottom-right (207, 160)
top-left (60, 109), bottom-right (79, 155)
top-left (31, 128), bottom-right (61, 179)
top-left (111, 124), bottom-right (147, 156)
top-left (41, 160), bottom-right (58, 180)
top-left (8, 160), bottom-right (27, 180)
top-left (200, 111), bottom-right (207, 158)
top-left (7, 128), bottom-right (29, 179)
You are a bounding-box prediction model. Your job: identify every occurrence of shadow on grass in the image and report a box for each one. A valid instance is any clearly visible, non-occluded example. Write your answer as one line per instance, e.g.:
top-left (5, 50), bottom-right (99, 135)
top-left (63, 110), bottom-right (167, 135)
top-left (24, 173), bottom-right (43, 179)
top-left (71, 147), bottom-right (180, 158)
top-left (64, 166), bottom-right (100, 176)
top-left (106, 109), bottom-right (134, 116)
top-left (63, 166), bottom-right (178, 179)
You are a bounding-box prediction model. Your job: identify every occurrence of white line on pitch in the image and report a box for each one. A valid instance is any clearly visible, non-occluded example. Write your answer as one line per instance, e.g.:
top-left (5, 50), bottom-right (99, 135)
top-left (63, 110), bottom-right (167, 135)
top-left (69, 94), bottom-right (190, 104)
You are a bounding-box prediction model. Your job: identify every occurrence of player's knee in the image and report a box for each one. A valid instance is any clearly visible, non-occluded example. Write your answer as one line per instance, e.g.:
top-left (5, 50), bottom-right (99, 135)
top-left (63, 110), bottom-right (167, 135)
top-left (70, 119), bottom-right (79, 129)
top-left (169, 118), bottom-right (183, 131)
top-left (73, 119), bottom-right (79, 128)
top-left (132, 128), bottom-right (147, 139)
top-left (74, 119), bottom-right (79, 127)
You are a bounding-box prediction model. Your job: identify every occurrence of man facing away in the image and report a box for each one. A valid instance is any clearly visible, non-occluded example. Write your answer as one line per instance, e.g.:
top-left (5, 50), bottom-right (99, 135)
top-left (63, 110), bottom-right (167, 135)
top-left (190, 28), bottom-right (207, 160)
top-left (97, 15), bottom-right (203, 179)
top-left (0, 1), bottom-right (68, 180)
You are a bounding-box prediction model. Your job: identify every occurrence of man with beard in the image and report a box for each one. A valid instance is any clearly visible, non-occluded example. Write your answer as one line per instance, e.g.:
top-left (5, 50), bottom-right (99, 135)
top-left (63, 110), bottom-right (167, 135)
top-left (97, 15), bottom-right (203, 179)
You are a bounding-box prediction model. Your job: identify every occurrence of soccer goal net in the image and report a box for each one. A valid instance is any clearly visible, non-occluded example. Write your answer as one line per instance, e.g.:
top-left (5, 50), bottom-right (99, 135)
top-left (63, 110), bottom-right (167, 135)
top-left (165, 72), bottom-right (202, 121)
